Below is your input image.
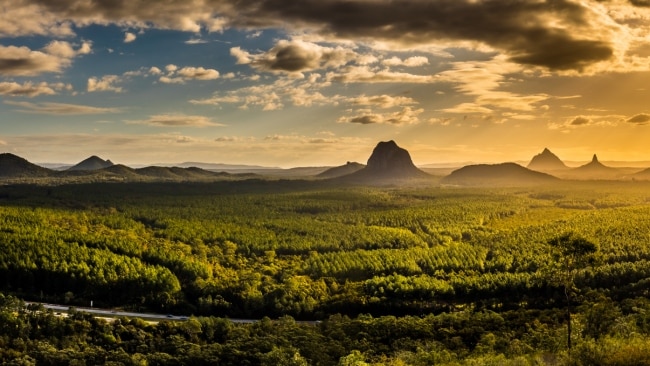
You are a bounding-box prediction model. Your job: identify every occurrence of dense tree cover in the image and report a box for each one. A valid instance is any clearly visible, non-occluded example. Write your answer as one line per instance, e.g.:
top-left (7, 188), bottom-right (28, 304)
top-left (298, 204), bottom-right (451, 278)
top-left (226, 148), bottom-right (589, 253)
top-left (2, 293), bottom-right (650, 365)
top-left (2, 180), bottom-right (650, 362)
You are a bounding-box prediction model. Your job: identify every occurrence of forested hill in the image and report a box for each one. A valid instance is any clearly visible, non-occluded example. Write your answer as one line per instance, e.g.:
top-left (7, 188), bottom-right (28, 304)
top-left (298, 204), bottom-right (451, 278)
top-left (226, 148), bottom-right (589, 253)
top-left (0, 153), bottom-right (52, 178)
top-left (441, 162), bottom-right (559, 186)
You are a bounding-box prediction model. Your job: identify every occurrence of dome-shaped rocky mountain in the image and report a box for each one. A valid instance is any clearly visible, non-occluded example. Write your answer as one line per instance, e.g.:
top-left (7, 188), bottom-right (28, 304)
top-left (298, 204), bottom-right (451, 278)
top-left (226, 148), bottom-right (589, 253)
top-left (0, 153), bottom-right (52, 178)
top-left (338, 141), bottom-right (430, 183)
top-left (527, 148), bottom-right (568, 172)
top-left (441, 162), bottom-right (559, 186)
top-left (67, 156), bottom-right (114, 171)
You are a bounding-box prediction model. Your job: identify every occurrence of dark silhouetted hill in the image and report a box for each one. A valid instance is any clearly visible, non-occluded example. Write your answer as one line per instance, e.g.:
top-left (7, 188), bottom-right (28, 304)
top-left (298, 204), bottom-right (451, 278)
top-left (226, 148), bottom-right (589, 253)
top-left (68, 156), bottom-right (114, 171)
top-left (134, 166), bottom-right (232, 180)
top-left (0, 153), bottom-right (52, 178)
top-left (527, 148), bottom-right (568, 172)
top-left (136, 166), bottom-right (185, 179)
top-left (338, 141), bottom-right (430, 183)
top-left (317, 162), bottom-right (365, 179)
top-left (102, 164), bottom-right (140, 178)
top-left (441, 162), bottom-right (559, 186)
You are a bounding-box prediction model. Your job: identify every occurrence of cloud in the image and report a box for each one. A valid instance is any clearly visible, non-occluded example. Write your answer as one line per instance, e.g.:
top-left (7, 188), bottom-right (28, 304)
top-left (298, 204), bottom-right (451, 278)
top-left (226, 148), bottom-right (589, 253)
top-left (124, 32), bottom-right (137, 43)
top-left (185, 38), bottom-right (208, 44)
top-left (218, 0), bottom-right (617, 71)
top-left (326, 65), bottom-right (436, 83)
top-left (149, 66), bottom-right (162, 75)
top-left (177, 66), bottom-right (219, 80)
top-left (0, 45), bottom-right (67, 76)
top-left (338, 106), bottom-right (423, 125)
top-left (428, 117), bottom-right (452, 126)
top-left (548, 114), bottom-right (621, 131)
top-left (159, 76), bottom-right (185, 84)
top-left (347, 95), bottom-right (417, 108)
top-left (439, 103), bottom-right (493, 114)
top-left (1, 1), bottom-right (630, 72)
top-left (125, 114), bottom-right (224, 127)
top-left (87, 75), bottom-right (124, 93)
top-left (382, 56), bottom-right (429, 67)
top-left (0, 41), bottom-right (91, 76)
top-left (156, 64), bottom-right (220, 83)
top-left (5, 101), bottom-right (120, 115)
top-left (190, 77), bottom-right (338, 110)
top-left (627, 113), bottom-right (650, 124)
top-left (231, 40), bottom-right (357, 74)
top-left (436, 58), bottom-right (550, 112)
top-left (175, 135), bottom-right (194, 143)
top-left (570, 116), bottom-right (592, 126)
top-left (0, 3), bottom-right (74, 37)
top-left (0, 81), bottom-right (71, 97)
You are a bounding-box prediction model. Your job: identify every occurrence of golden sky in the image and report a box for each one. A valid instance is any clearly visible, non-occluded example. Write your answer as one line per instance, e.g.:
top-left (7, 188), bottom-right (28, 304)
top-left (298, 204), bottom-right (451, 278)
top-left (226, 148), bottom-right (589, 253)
top-left (1, 0), bottom-right (650, 167)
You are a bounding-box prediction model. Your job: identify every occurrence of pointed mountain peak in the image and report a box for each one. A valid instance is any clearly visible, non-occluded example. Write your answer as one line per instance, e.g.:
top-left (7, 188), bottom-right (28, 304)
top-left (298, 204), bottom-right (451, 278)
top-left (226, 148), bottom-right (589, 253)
top-left (527, 148), bottom-right (567, 171)
top-left (68, 155), bottom-right (115, 171)
top-left (592, 154), bottom-right (598, 163)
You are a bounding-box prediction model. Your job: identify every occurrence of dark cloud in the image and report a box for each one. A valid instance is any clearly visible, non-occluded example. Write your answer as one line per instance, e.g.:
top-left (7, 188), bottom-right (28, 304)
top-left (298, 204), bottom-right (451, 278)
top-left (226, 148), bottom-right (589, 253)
top-left (630, 0), bottom-right (650, 6)
top-left (0, 58), bottom-right (44, 74)
top-left (349, 115), bottom-right (380, 125)
top-left (25, 0), bottom-right (614, 71)
top-left (258, 44), bottom-right (321, 72)
top-left (232, 0), bottom-right (614, 70)
top-left (570, 116), bottom-right (591, 125)
top-left (627, 113), bottom-right (650, 124)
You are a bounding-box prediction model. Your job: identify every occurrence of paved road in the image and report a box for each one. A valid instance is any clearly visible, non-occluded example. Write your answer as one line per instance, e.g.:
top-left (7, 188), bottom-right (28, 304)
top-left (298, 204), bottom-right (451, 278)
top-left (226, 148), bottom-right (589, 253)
top-left (26, 302), bottom-right (258, 323)
top-left (25, 302), bottom-right (318, 325)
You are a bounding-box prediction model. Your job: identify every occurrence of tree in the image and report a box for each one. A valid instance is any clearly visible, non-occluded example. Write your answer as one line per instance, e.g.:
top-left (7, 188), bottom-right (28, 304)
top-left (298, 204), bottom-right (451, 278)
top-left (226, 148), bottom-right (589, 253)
top-left (547, 232), bottom-right (598, 350)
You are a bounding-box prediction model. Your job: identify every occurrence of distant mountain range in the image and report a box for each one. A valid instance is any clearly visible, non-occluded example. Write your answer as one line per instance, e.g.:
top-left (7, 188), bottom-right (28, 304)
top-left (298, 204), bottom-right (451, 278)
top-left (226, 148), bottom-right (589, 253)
top-left (4, 144), bottom-right (650, 186)
top-left (525, 149), bottom-right (644, 180)
top-left (0, 154), bottom-right (255, 183)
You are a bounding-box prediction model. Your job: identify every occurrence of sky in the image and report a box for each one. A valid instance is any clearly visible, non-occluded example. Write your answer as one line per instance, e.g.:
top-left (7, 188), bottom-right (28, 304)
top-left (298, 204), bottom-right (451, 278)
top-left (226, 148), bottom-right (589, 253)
top-left (2, 0), bottom-right (650, 167)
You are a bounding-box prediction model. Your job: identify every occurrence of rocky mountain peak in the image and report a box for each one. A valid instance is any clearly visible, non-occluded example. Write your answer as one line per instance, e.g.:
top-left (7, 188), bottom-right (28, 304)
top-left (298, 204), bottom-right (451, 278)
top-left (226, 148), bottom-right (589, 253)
top-left (527, 148), bottom-right (567, 171)
top-left (366, 140), bottom-right (416, 172)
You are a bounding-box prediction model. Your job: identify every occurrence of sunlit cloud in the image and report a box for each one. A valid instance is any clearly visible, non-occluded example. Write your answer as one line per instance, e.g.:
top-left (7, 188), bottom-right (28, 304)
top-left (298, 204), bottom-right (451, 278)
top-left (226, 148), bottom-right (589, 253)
top-left (5, 101), bottom-right (120, 115)
top-left (326, 66), bottom-right (436, 83)
top-left (87, 75), bottom-right (124, 93)
top-left (0, 81), bottom-right (71, 97)
top-left (439, 103), bottom-right (493, 114)
top-left (347, 95), bottom-right (417, 109)
top-left (125, 114), bottom-right (225, 127)
top-left (124, 32), bottom-right (137, 43)
top-left (338, 106), bottom-right (424, 125)
top-left (155, 64), bottom-right (220, 83)
top-left (381, 56), bottom-right (429, 67)
top-left (231, 39), bottom-right (358, 76)
top-left (627, 113), bottom-right (650, 124)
